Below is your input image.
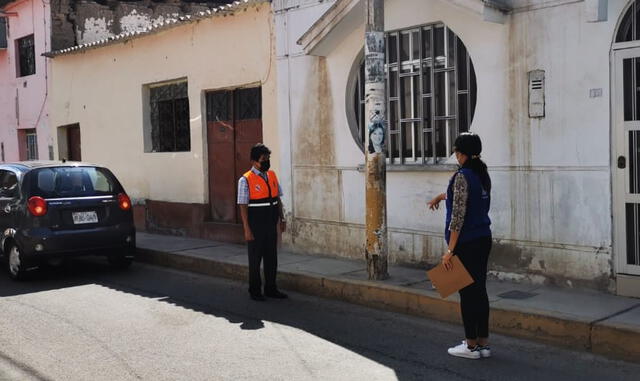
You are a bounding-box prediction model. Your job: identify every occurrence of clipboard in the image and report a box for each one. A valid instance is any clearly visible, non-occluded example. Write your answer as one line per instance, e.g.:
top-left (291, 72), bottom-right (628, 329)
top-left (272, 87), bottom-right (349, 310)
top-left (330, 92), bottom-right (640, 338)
top-left (427, 256), bottom-right (474, 299)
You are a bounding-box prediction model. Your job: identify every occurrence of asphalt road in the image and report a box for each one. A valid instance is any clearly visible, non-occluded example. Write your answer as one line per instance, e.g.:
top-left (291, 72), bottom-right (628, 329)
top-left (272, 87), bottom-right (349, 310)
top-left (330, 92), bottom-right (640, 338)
top-left (0, 258), bottom-right (637, 381)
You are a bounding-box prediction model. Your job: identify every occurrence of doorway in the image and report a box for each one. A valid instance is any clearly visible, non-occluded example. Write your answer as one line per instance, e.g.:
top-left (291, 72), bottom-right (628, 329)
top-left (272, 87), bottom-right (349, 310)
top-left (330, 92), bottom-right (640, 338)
top-left (67, 125), bottom-right (81, 161)
top-left (612, 3), bottom-right (640, 294)
top-left (57, 123), bottom-right (81, 162)
top-left (206, 87), bottom-right (262, 223)
top-left (613, 47), bottom-right (640, 278)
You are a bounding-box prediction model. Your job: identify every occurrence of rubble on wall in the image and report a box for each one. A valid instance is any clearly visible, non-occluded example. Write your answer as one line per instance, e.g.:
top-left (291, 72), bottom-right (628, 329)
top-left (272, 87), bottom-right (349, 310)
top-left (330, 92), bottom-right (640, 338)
top-left (50, 0), bottom-right (235, 51)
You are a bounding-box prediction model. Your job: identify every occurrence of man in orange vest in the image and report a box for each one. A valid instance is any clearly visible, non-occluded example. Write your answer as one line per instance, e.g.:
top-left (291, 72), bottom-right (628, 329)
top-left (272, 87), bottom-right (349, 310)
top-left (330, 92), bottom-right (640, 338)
top-left (237, 143), bottom-right (287, 301)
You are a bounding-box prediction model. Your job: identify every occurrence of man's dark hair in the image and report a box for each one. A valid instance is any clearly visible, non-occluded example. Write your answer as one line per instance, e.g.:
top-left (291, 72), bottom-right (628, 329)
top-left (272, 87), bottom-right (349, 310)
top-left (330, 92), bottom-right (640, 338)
top-left (250, 143), bottom-right (271, 162)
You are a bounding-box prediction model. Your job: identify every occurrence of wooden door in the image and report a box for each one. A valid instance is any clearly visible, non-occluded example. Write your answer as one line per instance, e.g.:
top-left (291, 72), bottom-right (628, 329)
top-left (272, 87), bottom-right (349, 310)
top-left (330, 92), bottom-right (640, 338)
top-left (206, 87), bottom-right (263, 223)
top-left (207, 90), bottom-right (236, 222)
top-left (67, 125), bottom-right (81, 161)
top-left (234, 88), bottom-right (263, 222)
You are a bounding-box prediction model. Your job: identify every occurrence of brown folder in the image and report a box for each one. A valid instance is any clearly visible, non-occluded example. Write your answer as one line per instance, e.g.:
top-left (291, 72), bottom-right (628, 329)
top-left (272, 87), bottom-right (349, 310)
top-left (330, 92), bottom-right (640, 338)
top-left (427, 256), bottom-right (474, 299)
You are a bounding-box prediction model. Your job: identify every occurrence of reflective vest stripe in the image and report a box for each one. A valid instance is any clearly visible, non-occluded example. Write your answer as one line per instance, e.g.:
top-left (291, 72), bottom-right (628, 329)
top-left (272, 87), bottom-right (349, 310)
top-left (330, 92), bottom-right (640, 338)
top-left (248, 201), bottom-right (279, 207)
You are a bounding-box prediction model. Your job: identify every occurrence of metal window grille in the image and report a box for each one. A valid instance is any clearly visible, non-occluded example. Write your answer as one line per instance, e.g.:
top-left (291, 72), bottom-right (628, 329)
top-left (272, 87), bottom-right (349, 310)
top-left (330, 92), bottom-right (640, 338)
top-left (353, 23), bottom-right (477, 164)
top-left (149, 81), bottom-right (190, 152)
top-left (26, 131), bottom-right (38, 160)
top-left (0, 17), bottom-right (7, 50)
top-left (17, 34), bottom-right (35, 77)
top-left (617, 1), bottom-right (640, 43)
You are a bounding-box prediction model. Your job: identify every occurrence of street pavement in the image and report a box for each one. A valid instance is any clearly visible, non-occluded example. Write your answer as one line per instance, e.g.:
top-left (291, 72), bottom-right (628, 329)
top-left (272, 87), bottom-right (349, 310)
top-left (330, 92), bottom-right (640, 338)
top-left (0, 259), bottom-right (638, 381)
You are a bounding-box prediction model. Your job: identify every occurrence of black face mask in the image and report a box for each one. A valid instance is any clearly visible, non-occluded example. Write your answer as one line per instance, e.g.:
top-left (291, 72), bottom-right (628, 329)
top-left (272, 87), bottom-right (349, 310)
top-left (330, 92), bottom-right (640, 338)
top-left (259, 160), bottom-right (271, 172)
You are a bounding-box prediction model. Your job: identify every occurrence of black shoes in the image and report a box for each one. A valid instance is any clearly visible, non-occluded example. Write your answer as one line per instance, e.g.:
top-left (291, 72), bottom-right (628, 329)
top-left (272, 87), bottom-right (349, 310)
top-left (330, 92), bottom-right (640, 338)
top-left (265, 290), bottom-right (288, 299)
top-left (249, 290), bottom-right (288, 301)
top-left (250, 293), bottom-right (266, 301)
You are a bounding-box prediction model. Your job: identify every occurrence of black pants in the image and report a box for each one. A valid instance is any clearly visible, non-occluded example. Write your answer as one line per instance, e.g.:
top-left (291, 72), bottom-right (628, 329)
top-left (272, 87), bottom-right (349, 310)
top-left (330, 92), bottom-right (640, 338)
top-left (247, 215), bottom-right (278, 296)
top-left (456, 235), bottom-right (492, 340)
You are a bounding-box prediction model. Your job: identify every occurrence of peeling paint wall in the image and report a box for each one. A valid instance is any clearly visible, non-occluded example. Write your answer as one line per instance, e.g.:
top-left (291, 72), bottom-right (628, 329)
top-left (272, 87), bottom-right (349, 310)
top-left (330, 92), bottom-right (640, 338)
top-left (50, 0), bottom-right (235, 50)
top-left (277, 0), bottom-right (632, 292)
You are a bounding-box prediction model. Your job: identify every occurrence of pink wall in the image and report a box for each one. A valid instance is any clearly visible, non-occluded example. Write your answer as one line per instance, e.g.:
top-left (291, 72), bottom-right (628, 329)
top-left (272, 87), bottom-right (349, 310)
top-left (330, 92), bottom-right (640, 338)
top-left (0, 0), bottom-right (51, 162)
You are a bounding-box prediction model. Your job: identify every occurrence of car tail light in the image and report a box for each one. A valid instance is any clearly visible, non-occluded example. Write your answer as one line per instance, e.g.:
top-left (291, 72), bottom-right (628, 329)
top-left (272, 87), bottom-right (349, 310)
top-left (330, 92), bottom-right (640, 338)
top-left (118, 193), bottom-right (131, 211)
top-left (28, 196), bottom-right (47, 217)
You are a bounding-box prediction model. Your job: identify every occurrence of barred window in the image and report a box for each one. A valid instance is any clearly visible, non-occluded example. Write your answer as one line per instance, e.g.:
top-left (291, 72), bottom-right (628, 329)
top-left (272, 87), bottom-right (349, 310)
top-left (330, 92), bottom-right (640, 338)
top-left (350, 23), bottom-right (477, 164)
top-left (617, 1), bottom-right (640, 42)
top-left (149, 81), bottom-right (190, 152)
top-left (25, 129), bottom-right (38, 160)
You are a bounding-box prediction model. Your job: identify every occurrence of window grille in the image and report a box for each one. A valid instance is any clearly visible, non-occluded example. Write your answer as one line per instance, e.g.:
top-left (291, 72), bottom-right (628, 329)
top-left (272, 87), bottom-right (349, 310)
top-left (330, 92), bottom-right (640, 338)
top-left (149, 81), bottom-right (190, 152)
top-left (351, 23), bottom-right (477, 164)
top-left (617, 1), bottom-right (640, 42)
top-left (25, 130), bottom-right (38, 160)
top-left (0, 18), bottom-right (7, 50)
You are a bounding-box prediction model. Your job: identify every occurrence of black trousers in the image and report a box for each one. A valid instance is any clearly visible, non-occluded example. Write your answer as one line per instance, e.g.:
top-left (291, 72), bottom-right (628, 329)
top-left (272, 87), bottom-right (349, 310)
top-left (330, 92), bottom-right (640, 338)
top-left (456, 235), bottom-right (492, 340)
top-left (247, 212), bottom-right (278, 296)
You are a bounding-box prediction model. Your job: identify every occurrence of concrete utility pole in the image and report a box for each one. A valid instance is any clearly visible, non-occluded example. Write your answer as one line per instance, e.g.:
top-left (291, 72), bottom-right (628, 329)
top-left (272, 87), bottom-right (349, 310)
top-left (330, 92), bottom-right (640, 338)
top-left (364, 0), bottom-right (389, 280)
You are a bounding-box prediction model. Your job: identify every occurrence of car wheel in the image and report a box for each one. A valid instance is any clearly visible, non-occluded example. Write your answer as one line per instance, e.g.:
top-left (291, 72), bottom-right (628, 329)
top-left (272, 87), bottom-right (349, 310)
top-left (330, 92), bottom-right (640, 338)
top-left (7, 243), bottom-right (27, 281)
top-left (108, 255), bottom-right (133, 269)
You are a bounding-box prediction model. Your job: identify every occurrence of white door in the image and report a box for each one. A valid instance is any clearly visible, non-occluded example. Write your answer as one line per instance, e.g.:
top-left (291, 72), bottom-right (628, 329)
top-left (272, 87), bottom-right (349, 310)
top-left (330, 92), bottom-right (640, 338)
top-left (613, 46), bottom-right (640, 276)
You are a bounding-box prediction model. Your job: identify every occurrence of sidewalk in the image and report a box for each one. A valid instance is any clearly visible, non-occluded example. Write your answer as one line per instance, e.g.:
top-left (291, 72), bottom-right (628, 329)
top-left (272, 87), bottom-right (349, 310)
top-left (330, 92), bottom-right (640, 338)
top-left (135, 232), bottom-right (640, 363)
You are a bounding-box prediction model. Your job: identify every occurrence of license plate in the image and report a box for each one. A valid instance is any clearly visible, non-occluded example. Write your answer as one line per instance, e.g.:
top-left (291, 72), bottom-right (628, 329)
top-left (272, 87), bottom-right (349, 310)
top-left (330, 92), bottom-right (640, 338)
top-left (72, 211), bottom-right (98, 224)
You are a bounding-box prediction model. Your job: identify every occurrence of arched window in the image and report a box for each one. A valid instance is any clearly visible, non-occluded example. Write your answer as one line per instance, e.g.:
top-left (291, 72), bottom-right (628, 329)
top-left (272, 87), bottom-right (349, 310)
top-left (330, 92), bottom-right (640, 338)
top-left (348, 23), bottom-right (477, 165)
top-left (617, 1), bottom-right (640, 42)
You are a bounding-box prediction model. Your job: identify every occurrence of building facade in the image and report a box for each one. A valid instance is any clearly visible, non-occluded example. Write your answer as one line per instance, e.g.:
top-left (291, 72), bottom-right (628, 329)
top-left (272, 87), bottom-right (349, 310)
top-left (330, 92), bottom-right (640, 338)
top-left (276, 0), bottom-right (640, 297)
top-left (0, 0), bottom-right (52, 162)
top-left (47, 0), bottom-right (277, 239)
top-left (1, 0), bottom-right (235, 164)
top-left (46, 0), bottom-right (640, 297)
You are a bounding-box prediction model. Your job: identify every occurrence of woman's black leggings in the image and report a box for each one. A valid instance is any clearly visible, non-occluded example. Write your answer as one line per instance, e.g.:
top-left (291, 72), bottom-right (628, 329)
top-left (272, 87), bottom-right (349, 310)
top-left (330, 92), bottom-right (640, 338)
top-left (456, 235), bottom-right (492, 340)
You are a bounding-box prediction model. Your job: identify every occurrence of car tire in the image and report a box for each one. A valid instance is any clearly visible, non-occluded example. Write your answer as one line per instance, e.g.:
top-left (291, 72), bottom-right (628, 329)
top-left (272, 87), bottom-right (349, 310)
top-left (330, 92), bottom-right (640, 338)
top-left (6, 243), bottom-right (27, 281)
top-left (108, 255), bottom-right (133, 269)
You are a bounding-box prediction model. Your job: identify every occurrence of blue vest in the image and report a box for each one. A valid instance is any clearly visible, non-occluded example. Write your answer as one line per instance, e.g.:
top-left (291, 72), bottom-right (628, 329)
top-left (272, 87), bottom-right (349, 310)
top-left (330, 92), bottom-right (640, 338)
top-left (445, 168), bottom-right (491, 244)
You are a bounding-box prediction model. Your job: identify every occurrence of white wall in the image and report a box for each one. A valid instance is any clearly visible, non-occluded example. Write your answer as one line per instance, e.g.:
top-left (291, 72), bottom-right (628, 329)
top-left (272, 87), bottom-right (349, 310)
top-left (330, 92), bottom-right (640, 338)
top-left (278, 0), bottom-right (628, 289)
top-left (50, 2), bottom-right (277, 205)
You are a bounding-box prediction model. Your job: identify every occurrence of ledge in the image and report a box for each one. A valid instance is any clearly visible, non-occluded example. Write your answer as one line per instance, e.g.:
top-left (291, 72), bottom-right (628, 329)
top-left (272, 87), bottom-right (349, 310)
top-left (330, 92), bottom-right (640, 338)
top-left (356, 164), bottom-right (458, 173)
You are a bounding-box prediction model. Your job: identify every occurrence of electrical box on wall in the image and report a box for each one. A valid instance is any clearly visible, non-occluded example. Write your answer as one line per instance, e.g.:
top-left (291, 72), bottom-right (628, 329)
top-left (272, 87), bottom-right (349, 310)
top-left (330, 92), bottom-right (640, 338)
top-left (528, 70), bottom-right (545, 118)
top-left (585, 0), bottom-right (608, 23)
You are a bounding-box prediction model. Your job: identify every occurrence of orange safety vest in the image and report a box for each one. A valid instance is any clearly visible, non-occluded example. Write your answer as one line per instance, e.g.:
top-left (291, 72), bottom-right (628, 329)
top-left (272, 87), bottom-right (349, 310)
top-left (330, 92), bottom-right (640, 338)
top-left (243, 169), bottom-right (279, 206)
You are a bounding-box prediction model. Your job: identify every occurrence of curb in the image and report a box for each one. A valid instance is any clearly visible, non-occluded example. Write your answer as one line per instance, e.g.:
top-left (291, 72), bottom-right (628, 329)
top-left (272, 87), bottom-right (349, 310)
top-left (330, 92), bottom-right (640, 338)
top-left (136, 248), bottom-right (640, 363)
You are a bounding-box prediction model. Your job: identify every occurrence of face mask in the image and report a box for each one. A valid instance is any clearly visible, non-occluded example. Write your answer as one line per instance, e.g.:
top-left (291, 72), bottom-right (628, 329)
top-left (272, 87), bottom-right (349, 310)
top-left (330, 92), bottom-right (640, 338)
top-left (260, 160), bottom-right (271, 172)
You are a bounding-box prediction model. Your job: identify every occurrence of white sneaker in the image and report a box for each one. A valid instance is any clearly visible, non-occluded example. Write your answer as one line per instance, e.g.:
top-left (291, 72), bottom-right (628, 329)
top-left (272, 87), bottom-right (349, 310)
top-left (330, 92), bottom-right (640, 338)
top-left (478, 345), bottom-right (491, 358)
top-left (447, 341), bottom-right (481, 359)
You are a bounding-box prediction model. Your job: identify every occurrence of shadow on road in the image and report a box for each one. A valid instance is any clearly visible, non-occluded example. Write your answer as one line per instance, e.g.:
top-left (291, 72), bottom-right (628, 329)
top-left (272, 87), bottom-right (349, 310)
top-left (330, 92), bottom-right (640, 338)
top-left (0, 257), bottom-right (637, 381)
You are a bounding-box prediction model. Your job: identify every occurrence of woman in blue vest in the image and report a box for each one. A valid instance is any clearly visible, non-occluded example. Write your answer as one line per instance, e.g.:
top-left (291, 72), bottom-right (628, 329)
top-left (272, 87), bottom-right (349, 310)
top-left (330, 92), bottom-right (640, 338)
top-left (428, 133), bottom-right (492, 360)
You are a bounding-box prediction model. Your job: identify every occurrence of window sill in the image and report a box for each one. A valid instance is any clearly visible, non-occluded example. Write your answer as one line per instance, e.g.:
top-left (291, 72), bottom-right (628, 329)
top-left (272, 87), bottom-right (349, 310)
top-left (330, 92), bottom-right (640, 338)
top-left (356, 164), bottom-right (458, 172)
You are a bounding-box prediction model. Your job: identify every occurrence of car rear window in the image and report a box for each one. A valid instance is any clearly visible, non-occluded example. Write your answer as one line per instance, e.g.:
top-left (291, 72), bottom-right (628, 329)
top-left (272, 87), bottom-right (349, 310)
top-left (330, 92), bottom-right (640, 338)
top-left (29, 167), bottom-right (120, 198)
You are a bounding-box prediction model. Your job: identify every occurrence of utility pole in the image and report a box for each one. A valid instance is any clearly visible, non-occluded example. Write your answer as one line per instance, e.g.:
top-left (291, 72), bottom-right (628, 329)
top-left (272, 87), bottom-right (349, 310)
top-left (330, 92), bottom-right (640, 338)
top-left (364, 0), bottom-right (388, 280)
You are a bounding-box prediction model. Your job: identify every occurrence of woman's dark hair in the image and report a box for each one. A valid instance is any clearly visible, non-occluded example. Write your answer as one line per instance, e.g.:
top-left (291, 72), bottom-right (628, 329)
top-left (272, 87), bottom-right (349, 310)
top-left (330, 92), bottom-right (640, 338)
top-left (454, 133), bottom-right (491, 193)
top-left (250, 143), bottom-right (271, 162)
top-left (367, 124), bottom-right (385, 154)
